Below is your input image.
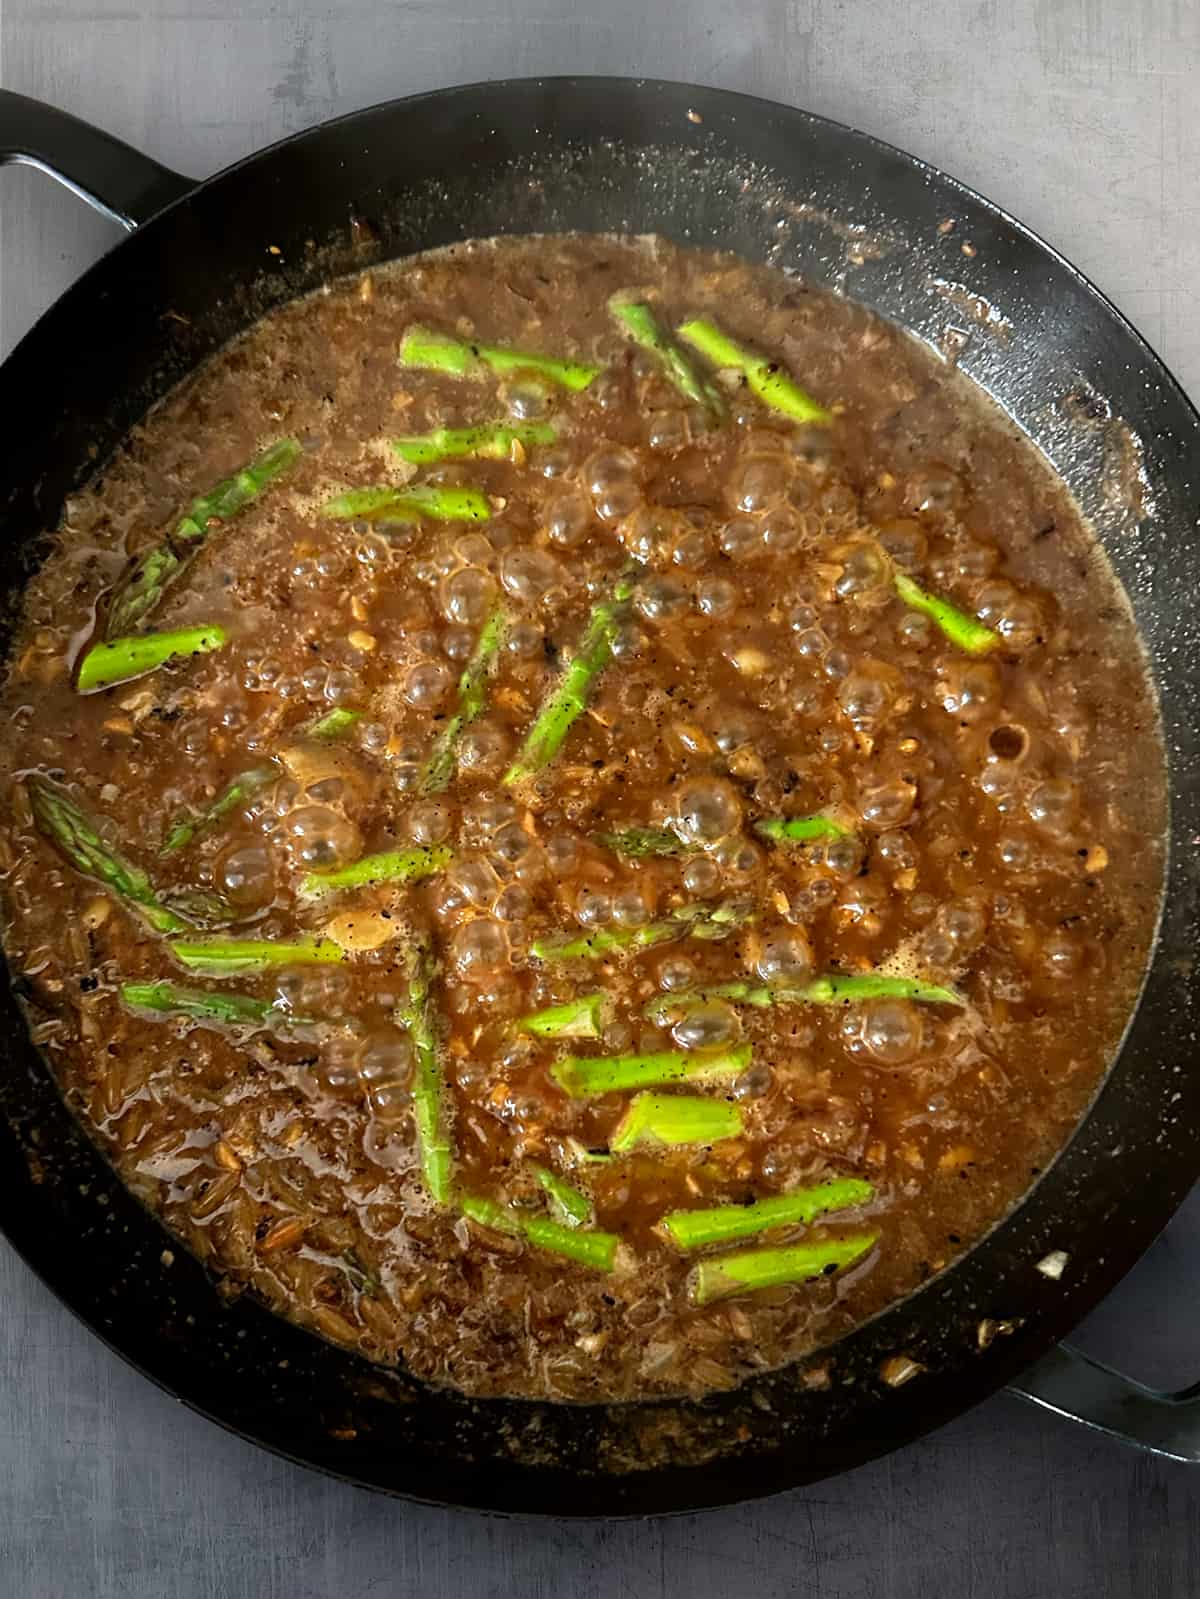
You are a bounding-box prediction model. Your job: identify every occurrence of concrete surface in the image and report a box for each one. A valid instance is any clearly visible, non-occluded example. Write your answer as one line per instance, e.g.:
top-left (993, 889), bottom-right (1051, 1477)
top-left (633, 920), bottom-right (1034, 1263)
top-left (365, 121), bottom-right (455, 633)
top-left (2, 1), bottom-right (1200, 1594)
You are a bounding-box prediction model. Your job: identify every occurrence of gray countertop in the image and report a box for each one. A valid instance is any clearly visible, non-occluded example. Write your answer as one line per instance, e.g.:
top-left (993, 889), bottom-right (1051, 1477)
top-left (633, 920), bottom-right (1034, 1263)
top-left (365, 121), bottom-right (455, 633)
top-left (2, 2), bottom-right (1200, 1594)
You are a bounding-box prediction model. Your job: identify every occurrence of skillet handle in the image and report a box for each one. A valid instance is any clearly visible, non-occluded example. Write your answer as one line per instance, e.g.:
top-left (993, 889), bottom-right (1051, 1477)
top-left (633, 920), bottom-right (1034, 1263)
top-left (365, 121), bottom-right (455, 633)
top-left (0, 90), bottom-right (194, 231)
top-left (1010, 1343), bottom-right (1200, 1462)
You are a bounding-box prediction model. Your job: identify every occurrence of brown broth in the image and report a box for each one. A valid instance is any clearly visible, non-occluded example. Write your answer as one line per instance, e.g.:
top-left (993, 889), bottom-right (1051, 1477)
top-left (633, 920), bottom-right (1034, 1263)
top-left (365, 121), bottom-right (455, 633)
top-left (0, 234), bottom-right (1165, 1400)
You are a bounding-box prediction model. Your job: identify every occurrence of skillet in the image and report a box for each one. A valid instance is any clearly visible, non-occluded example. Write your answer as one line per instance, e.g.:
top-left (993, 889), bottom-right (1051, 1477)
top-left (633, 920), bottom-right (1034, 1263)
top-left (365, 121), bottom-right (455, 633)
top-left (1, 76), bottom-right (1199, 1514)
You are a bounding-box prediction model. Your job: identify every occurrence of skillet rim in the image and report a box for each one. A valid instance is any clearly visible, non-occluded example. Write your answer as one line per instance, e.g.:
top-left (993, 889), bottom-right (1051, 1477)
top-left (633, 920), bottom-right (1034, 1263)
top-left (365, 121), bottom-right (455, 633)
top-left (1, 73), bottom-right (1197, 1514)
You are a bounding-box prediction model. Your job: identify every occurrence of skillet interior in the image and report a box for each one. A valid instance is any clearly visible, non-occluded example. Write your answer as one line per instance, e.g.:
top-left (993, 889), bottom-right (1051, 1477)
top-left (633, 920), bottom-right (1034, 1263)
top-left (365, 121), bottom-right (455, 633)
top-left (1, 77), bottom-right (1198, 1514)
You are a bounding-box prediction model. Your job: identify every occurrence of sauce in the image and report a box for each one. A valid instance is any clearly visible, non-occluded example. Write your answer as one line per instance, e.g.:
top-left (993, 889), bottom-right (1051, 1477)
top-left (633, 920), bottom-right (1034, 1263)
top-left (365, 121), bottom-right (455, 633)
top-left (0, 234), bottom-right (1165, 1400)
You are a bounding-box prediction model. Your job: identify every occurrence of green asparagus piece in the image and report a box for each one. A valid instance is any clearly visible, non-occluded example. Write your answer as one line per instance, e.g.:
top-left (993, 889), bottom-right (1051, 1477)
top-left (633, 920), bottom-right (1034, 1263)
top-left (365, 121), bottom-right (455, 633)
top-left (610, 1093), bottom-right (743, 1153)
top-left (460, 1193), bottom-right (618, 1270)
top-left (802, 973), bottom-right (964, 1006)
top-left (27, 775), bottom-right (188, 934)
top-left (677, 317), bottom-right (831, 425)
top-left (690, 1232), bottom-right (878, 1305)
top-left (518, 993), bottom-right (607, 1039)
top-left (106, 547), bottom-right (186, 645)
top-left (397, 939), bottom-right (451, 1206)
top-left (564, 1139), bottom-right (615, 1167)
top-left (105, 438), bottom-right (301, 638)
top-left (421, 606), bottom-right (507, 793)
top-left (530, 899), bottom-right (755, 962)
top-left (531, 1163), bottom-right (593, 1227)
top-left (392, 420), bottom-right (557, 464)
top-left (303, 707), bottom-right (362, 741)
top-left (399, 327), bottom-right (477, 376)
top-left (107, 550), bottom-right (190, 642)
top-left (157, 887), bottom-right (237, 929)
top-left (530, 924), bottom-right (676, 962)
top-left (320, 484), bottom-right (491, 523)
top-left (459, 1193), bottom-right (515, 1231)
top-left (342, 1249), bottom-right (382, 1298)
top-left (647, 973), bottom-right (962, 1018)
top-left (169, 937), bottom-right (345, 976)
top-left (894, 572), bottom-right (1000, 656)
top-left (611, 299), bottom-right (725, 417)
top-left (552, 1043), bottom-right (752, 1099)
top-left (121, 980), bottom-right (314, 1030)
top-left (160, 763), bottom-right (278, 856)
top-left (593, 826), bottom-right (686, 859)
top-left (668, 898), bottom-right (757, 941)
top-left (299, 843), bottom-right (453, 900)
top-left (608, 297), bottom-right (727, 422)
top-left (179, 438), bottom-right (302, 532)
top-left (644, 981), bottom-right (789, 1021)
top-left (524, 1215), bottom-right (617, 1270)
top-left (661, 1177), bottom-right (875, 1250)
top-left (399, 325), bottom-right (600, 392)
top-left (77, 624), bottom-right (227, 693)
top-left (755, 813), bottom-right (851, 845)
top-left (503, 569), bottom-right (639, 786)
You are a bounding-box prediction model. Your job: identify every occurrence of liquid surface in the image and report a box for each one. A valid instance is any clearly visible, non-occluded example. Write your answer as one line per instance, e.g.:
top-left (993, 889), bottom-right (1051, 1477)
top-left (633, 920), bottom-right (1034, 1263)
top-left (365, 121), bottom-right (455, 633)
top-left (0, 235), bottom-right (1165, 1400)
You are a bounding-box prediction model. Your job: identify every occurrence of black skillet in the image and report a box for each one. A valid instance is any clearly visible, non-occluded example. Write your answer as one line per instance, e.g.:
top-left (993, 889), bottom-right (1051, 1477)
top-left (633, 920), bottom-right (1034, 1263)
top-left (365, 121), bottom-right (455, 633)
top-left (1, 77), bottom-right (1199, 1515)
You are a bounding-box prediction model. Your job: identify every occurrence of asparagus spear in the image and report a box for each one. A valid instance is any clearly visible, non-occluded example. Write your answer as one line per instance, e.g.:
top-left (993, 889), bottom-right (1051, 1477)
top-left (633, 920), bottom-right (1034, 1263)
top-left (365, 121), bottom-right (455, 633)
top-left (530, 899), bottom-right (754, 961)
top-left (77, 624), bottom-right (227, 693)
top-left (303, 707), bottom-right (362, 741)
top-left (518, 992), bottom-right (607, 1039)
top-left (121, 979), bottom-right (314, 1030)
top-left (459, 1193), bottom-right (511, 1230)
top-left (647, 974), bottom-right (963, 1018)
top-left (460, 1193), bottom-right (618, 1270)
top-left (179, 439), bottom-right (301, 532)
top-left (160, 763), bottom-right (278, 856)
top-left (894, 572), bottom-right (999, 656)
top-left (392, 420), bottom-right (557, 464)
top-left (503, 569), bottom-right (639, 786)
top-left (399, 326), bottom-right (601, 392)
top-left (531, 1163), bottom-right (593, 1227)
top-left (661, 1176), bottom-right (875, 1250)
top-left (320, 485), bottom-right (491, 523)
top-left (608, 297), bottom-right (727, 423)
top-left (802, 973), bottom-right (964, 1006)
top-left (593, 826), bottom-right (686, 859)
top-left (610, 1093), bottom-right (743, 1153)
top-left (27, 775), bottom-right (188, 934)
top-left (530, 923), bottom-right (676, 962)
top-left (690, 1232), bottom-right (878, 1305)
top-left (105, 438), bottom-right (301, 638)
top-left (523, 1214), bottom-right (617, 1270)
top-left (420, 605), bottom-right (507, 793)
top-left (754, 813), bottom-right (851, 845)
top-left (677, 317), bottom-right (831, 425)
top-left (669, 899), bottom-right (757, 942)
top-left (564, 1138), bottom-right (615, 1167)
top-left (299, 842), bottom-right (452, 900)
top-left (396, 938), bottom-right (451, 1205)
top-left (169, 937), bottom-right (346, 976)
top-left (645, 981), bottom-right (791, 1021)
top-left (157, 886), bottom-right (238, 929)
top-left (399, 327), bottom-right (477, 376)
top-left (552, 1043), bottom-right (752, 1099)
top-left (342, 1249), bottom-right (382, 1297)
